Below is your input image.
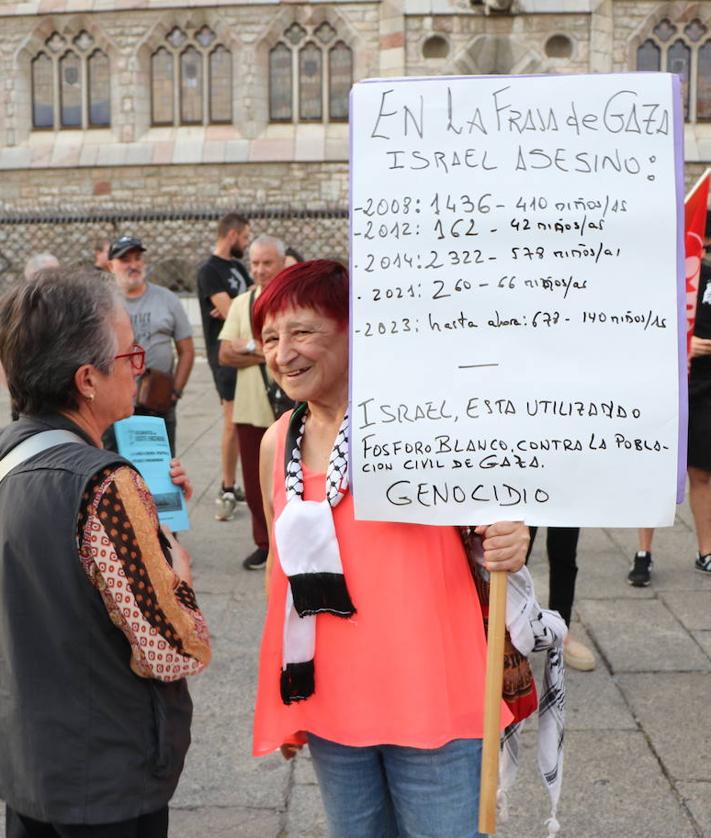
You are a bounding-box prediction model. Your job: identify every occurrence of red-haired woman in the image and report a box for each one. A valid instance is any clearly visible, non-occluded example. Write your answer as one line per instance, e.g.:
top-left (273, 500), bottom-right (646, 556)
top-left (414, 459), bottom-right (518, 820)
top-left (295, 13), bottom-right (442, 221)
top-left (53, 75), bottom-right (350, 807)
top-left (251, 259), bottom-right (528, 838)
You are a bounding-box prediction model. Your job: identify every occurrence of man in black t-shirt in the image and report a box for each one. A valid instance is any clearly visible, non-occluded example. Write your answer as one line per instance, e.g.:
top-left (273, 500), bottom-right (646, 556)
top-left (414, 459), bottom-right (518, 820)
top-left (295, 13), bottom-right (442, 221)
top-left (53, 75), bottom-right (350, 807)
top-left (197, 213), bottom-right (252, 521)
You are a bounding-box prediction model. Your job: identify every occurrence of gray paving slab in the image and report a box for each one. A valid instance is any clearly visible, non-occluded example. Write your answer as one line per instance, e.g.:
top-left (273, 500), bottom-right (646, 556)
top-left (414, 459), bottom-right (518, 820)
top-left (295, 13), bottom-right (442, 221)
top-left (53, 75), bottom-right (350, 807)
top-left (496, 730), bottom-right (697, 838)
top-left (171, 805), bottom-right (283, 837)
top-left (287, 752), bottom-right (328, 838)
top-left (693, 629), bottom-right (711, 658)
top-left (576, 598), bottom-right (711, 673)
top-left (560, 624), bottom-right (636, 732)
top-left (676, 782), bottom-right (711, 837)
top-left (660, 590), bottom-right (711, 631)
top-left (618, 673), bottom-right (711, 782)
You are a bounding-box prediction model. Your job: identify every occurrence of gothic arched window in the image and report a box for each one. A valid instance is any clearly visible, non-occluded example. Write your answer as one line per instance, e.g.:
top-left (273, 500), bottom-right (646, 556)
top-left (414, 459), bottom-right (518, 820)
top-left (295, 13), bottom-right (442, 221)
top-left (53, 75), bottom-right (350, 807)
top-left (209, 45), bottom-right (232, 123)
top-left (299, 42), bottom-right (323, 121)
top-left (150, 26), bottom-right (233, 126)
top-left (59, 51), bottom-right (81, 127)
top-left (31, 52), bottom-right (54, 128)
top-left (151, 47), bottom-right (174, 125)
top-left (88, 49), bottom-right (110, 126)
top-left (637, 18), bottom-right (711, 121)
top-left (328, 41), bottom-right (352, 121)
top-left (31, 31), bottom-right (110, 130)
top-left (269, 43), bottom-right (293, 122)
top-left (269, 22), bottom-right (352, 124)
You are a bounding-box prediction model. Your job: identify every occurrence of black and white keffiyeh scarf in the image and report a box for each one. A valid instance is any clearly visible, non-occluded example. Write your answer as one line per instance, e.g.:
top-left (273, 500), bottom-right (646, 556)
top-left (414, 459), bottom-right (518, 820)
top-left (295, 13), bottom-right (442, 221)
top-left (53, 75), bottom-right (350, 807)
top-left (465, 536), bottom-right (567, 837)
top-left (498, 565), bottom-right (567, 838)
top-left (275, 403), bottom-right (355, 704)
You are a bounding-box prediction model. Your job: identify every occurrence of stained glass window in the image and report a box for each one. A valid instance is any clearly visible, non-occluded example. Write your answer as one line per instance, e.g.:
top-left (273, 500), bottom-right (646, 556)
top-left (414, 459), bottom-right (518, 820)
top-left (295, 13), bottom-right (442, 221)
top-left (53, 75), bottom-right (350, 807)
top-left (299, 42), bottom-right (322, 121)
top-left (329, 41), bottom-right (351, 121)
top-left (46, 32), bottom-right (66, 53)
top-left (74, 30), bottom-right (94, 51)
top-left (270, 23), bottom-right (353, 124)
top-left (151, 47), bottom-right (174, 125)
top-left (167, 27), bottom-right (187, 48)
top-left (315, 22), bottom-right (336, 45)
top-left (31, 31), bottom-right (115, 130)
top-left (149, 29), bottom-right (232, 126)
top-left (180, 46), bottom-right (203, 124)
top-left (697, 41), bottom-right (711, 120)
top-left (685, 19), bottom-right (708, 43)
top-left (209, 45), bottom-right (232, 123)
top-left (284, 23), bottom-right (306, 46)
top-left (88, 49), bottom-right (110, 126)
top-left (31, 52), bottom-right (54, 128)
top-left (196, 26), bottom-right (216, 48)
top-left (59, 51), bottom-right (82, 127)
top-left (668, 39), bottom-right (691, 119)
top-left (270, 43), bottom-right (293, 121)
top-left (636, 39), bottom-right (661, 72)
top-left (653, 19), bottom-right (676, 43)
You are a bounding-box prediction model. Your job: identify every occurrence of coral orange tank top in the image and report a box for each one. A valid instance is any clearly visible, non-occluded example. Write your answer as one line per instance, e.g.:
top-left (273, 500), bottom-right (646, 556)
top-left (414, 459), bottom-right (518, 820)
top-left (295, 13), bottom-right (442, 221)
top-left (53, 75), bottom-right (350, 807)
top-left (252, 413), bottom-right (512, 756)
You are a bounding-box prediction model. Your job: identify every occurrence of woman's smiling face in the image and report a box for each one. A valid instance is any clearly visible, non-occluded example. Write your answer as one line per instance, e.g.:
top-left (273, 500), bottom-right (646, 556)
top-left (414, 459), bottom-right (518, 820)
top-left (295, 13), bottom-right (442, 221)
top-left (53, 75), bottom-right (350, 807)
top-left (261, 306), bottom-right (349, 404)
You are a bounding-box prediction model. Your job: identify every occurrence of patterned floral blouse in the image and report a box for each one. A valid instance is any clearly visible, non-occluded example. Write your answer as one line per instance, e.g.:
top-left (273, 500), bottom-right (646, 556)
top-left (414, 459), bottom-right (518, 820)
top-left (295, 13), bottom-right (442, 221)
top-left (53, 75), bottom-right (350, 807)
top-left (77, 464), bottom-right (211, 681)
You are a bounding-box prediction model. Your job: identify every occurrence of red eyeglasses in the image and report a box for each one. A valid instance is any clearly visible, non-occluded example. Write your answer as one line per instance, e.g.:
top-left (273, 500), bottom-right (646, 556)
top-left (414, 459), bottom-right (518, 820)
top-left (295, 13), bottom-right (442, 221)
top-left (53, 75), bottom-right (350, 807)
top-left (114, 343), bottom-right (146, 371)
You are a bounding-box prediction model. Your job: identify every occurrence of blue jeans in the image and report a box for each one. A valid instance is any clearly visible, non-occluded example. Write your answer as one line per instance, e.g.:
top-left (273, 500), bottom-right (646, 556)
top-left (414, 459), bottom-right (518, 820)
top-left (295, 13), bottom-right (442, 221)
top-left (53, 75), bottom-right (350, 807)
top-left (307, 734), bottom-right (485, 838)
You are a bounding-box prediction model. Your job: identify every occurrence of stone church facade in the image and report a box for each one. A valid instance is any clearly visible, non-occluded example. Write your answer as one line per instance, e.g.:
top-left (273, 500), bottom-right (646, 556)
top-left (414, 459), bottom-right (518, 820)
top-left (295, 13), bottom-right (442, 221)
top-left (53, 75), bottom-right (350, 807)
top-left (0, 0), bottom-right (709, 212)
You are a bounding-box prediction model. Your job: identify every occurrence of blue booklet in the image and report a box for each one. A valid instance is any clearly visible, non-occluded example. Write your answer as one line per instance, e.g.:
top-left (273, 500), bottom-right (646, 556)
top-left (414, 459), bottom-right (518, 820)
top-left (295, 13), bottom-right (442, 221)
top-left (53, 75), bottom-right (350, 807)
top-left (113, 415), bottom-right (191, 532)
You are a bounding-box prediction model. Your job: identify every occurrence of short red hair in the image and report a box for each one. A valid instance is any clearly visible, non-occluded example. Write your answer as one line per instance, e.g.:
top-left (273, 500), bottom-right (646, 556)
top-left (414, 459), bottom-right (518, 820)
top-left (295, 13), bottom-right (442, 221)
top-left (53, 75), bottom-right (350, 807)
top-left (252, 259), bottom-right (349, 337)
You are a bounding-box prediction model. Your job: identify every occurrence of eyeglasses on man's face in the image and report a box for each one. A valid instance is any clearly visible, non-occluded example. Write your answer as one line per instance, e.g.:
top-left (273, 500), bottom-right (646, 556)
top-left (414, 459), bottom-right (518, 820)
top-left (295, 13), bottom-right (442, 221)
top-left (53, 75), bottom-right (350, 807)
top-left (114, 343), bottom-right (145, 372)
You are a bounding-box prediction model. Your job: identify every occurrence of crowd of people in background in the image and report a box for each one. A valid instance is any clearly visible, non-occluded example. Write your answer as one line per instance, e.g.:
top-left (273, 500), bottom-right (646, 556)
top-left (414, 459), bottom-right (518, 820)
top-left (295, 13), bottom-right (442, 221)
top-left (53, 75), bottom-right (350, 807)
top-left (15, 209), bottom-right (711, 632)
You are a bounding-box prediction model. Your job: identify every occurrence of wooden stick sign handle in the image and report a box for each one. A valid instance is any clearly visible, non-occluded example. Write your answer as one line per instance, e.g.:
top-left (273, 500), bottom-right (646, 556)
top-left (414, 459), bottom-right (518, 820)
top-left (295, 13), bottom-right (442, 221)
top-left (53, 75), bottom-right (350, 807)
top-left (478, 569), bottom-right (508, 836)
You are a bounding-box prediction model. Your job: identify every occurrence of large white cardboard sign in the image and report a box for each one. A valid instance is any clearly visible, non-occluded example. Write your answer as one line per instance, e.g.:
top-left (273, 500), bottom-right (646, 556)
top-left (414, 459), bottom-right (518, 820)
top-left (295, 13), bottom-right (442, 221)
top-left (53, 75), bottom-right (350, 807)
top-left (350, 73), bottom-right (685, 527)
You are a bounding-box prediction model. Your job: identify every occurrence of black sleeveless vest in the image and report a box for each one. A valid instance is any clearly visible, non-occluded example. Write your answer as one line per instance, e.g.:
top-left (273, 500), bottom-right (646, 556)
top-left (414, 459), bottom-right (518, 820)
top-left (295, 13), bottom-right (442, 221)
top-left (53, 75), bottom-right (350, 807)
top-left (0, 415), bottom-right (192, 824)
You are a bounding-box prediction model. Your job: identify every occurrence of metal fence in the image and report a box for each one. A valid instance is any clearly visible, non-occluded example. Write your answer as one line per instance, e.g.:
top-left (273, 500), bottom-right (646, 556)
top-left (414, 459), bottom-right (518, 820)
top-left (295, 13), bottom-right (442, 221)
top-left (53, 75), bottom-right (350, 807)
top-left (0, 206), bottom-right (349, 293)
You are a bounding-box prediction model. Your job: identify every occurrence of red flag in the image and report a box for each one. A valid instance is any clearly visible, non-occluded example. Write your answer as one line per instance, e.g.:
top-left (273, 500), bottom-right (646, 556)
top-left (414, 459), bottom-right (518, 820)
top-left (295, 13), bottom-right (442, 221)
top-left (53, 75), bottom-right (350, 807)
top-left (685, 170), bottom-right (710, 355)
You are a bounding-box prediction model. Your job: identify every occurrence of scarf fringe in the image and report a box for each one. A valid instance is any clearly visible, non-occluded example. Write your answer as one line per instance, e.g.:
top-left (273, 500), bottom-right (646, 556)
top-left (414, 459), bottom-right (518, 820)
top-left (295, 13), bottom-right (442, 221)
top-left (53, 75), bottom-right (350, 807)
top-left (280, 660), bottom-right (315, 704)
top-left (289, 572), bottom-right (356, 618)
top-left (545, 814), bottom-right (561, 836)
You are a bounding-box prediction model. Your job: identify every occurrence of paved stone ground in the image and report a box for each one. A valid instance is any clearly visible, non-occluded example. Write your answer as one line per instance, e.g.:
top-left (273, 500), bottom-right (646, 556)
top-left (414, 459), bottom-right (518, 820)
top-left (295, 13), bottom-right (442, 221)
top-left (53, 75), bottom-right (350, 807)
top-left (2, 361), bottom-right (711, 837)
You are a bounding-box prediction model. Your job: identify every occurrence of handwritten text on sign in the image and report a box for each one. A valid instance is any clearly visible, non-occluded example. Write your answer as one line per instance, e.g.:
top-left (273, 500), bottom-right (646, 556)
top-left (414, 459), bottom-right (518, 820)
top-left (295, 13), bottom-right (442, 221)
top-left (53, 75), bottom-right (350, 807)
top-left (350, 74), bottom-right (683, 527)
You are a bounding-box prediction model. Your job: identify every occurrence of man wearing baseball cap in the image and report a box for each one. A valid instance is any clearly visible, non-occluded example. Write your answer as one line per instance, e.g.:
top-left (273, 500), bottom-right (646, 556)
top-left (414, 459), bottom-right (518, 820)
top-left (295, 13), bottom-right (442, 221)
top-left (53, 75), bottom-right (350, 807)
top-left (108, 235), bottom-right (194, 454)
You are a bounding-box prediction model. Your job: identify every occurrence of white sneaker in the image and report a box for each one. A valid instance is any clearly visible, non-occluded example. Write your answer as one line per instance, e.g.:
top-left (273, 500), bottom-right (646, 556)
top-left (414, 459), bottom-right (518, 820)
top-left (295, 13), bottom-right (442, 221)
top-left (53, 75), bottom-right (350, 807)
top-left (215, 490), bottom-right (237, 521)
top-left (564, 637), bottom-right (596, 671)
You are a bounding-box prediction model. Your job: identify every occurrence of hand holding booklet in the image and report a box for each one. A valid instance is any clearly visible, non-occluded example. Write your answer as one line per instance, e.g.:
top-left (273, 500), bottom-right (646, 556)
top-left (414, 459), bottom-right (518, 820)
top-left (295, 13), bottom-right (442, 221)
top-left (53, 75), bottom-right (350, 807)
top-left (114, 415), bottom-right (191, 532)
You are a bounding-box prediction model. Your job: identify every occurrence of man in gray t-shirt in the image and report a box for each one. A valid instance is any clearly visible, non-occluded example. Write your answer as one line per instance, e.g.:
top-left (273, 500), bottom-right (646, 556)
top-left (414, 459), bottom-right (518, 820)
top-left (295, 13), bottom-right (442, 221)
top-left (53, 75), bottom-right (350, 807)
top-left (108, 235), bottom-right (194, 455)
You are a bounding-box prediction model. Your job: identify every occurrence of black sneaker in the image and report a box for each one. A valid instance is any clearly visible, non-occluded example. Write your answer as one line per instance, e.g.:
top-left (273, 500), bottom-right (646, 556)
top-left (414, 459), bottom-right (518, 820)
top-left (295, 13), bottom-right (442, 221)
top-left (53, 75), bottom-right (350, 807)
top-left (242, 547), bottom-right (268, 571)
top-left (627, 551), bottom-right (652, 587)
top-left (694, 553), bottom-right (711, 574)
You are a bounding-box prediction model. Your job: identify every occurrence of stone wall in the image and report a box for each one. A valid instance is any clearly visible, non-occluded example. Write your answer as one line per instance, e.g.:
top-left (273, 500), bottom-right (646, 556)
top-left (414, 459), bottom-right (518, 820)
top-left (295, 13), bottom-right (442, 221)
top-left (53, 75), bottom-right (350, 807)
top-left (0, 3), bottom-right (381, 149)
top-left (0, 206), bottom-right (349, 292)
top-left (0, 160), bottom-right (349, 210)
top-left (405, 11), bottom-right (591, 77)
top-left (2, 0), bottom-right (711, 218)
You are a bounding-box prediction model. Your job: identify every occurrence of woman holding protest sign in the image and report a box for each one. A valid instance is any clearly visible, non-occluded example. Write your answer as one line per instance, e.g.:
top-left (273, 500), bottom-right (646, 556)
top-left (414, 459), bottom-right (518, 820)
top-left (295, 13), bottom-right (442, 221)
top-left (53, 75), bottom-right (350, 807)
top-left (251, 259), bottom-right (529, 837)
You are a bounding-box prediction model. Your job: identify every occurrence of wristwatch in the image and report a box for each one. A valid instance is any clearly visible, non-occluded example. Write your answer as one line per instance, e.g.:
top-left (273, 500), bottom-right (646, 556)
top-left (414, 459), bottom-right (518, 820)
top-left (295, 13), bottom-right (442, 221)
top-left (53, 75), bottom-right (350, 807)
top-left (245, 338), bottom-right (257, 354)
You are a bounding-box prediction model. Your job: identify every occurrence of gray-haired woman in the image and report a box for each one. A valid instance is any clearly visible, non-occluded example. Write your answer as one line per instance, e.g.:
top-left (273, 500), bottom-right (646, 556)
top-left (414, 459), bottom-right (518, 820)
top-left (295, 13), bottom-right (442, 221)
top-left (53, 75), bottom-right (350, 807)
top-left (0, 268), bottom-right (211, 838)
